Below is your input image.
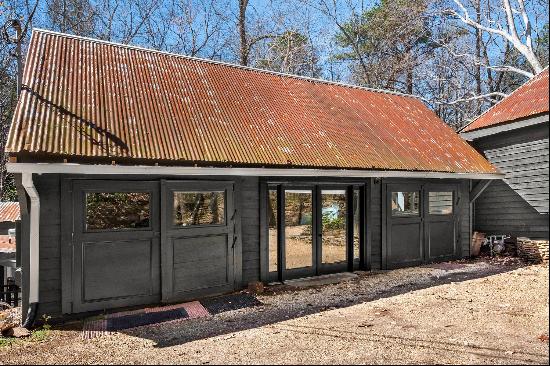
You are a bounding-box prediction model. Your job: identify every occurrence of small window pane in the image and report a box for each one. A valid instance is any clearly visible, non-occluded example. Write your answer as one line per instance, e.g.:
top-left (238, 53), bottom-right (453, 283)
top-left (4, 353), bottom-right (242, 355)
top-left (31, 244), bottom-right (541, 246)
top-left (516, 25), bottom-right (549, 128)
top-left (391, 192), bottom-right (419, 216)
top-left (86, 192), bottom-right (150, 230)
top-left (268, 189), bottom-right (278, 273)
top-left (429, 192), bottom-right (453, 215)
top-left (173, 191), bottom-right (225, 226)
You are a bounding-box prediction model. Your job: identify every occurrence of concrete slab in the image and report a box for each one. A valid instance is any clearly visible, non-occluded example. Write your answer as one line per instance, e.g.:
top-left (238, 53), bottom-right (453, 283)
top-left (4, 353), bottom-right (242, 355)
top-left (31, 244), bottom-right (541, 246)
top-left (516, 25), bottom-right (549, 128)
top-left (283, 272), bottom-right (358, 288)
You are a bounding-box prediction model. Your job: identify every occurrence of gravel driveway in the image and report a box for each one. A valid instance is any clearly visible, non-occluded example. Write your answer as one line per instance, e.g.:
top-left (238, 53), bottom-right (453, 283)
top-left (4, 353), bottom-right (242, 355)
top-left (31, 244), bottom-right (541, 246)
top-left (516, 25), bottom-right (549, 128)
top-left (1, 258), bottom-right (548, 365)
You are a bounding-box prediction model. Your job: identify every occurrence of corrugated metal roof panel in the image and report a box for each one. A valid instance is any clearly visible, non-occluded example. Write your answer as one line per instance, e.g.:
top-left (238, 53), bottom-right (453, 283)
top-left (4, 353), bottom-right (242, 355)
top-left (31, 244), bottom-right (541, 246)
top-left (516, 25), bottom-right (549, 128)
top-left (7, 29), bottom-right (497, 174)
top-left (463, 68), bottom-right (549, 133)
top-left (0, 202), bottom-right (20, 222)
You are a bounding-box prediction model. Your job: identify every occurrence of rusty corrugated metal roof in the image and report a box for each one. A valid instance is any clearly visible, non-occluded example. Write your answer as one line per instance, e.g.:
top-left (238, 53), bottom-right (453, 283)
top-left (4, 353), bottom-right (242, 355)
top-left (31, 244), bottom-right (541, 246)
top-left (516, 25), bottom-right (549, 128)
top-left (462, 68), bottom-right (549, 133)
top-left (0, 202), bottom-right (20, 222)
top-left (7, 29), bottom-right (497, 174)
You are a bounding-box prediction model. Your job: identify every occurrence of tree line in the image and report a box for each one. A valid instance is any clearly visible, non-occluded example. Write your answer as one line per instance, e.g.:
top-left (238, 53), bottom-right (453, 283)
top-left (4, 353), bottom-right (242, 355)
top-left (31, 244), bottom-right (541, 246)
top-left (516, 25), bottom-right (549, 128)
top-left (0, 0), bottom-right (548, 200)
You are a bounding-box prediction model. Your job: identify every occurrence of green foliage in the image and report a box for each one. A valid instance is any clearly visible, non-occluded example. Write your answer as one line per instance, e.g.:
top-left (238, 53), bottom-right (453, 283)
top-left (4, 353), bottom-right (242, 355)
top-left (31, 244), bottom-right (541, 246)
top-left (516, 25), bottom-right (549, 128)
top-left (0, 336), bottom-right (16, 347)
top-left (30, 314), bottom-right (52, 342)
top-left (1, 173), bottom-right (18, 202)
top-left (334, 0), bottom-right (434, 90)
top-left (322, 213), bottom-right (345, 230)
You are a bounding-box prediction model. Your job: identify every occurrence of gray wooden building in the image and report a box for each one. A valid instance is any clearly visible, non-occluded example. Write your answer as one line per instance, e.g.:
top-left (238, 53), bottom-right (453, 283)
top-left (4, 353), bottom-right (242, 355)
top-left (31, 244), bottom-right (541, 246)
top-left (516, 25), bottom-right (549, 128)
top-left (461, 69), bottom-right (549, 240)
top-left (7, 30), bottom-right (501, 325)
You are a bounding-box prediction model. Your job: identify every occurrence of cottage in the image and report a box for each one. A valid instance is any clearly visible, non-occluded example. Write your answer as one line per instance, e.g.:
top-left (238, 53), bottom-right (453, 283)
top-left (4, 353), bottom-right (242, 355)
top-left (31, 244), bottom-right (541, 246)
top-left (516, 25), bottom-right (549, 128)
top-left (7, 30), bottom-right (501, 324)
top-left (461, 69), bottom-right (549, 239)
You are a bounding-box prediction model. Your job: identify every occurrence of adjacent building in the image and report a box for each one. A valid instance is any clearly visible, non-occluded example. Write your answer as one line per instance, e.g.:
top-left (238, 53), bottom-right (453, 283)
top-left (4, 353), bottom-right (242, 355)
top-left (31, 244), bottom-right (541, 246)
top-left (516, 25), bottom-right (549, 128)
top-left (461, 68), bottom-right (549, 240)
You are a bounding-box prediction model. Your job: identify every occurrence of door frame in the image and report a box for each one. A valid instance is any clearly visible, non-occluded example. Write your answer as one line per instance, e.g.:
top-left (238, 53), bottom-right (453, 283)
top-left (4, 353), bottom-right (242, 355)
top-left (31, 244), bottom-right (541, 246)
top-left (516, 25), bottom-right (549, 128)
top-left (384, 183), bottom-right (424, 270)
top-left (382, 181), bottom-right (460, 270)
top-left (260, 180), bottom-right (368, 283)
top-left (62, 179), bottom-right (161, 314)
top-left (423, 183), bottom-right (460, 262)
top-left (160, 180), bottom-right (237, 303)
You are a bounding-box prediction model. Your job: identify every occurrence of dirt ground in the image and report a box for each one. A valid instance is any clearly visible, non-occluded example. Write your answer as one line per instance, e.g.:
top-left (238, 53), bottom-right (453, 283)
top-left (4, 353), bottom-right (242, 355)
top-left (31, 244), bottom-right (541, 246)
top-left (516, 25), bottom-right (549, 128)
top-left (0, 258), bottom-right (548, 365)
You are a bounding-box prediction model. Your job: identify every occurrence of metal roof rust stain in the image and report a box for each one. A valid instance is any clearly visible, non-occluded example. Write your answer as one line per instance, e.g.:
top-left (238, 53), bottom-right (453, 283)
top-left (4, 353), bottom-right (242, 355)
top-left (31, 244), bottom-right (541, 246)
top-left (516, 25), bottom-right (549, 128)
top-left (463, 68), bottom-right (549, 132)
top-left (7, 29), bottom-right (498, 174)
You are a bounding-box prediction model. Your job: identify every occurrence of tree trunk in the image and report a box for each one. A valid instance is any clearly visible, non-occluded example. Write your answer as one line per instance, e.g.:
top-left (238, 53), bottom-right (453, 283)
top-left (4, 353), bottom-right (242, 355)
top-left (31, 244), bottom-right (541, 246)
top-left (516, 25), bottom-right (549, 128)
top-left (474, 0), bottom-right (482, 114)
top-left (238, 0), bottom-right (249, 66)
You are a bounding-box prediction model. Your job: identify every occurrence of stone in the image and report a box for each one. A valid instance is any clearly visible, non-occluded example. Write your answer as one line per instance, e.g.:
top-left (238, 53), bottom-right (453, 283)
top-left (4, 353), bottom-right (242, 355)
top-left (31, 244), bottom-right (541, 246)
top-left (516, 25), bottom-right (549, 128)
top-left (3, 326), bottom-right (30, 338)
top-left (247, 281), bottom-right (264, 294)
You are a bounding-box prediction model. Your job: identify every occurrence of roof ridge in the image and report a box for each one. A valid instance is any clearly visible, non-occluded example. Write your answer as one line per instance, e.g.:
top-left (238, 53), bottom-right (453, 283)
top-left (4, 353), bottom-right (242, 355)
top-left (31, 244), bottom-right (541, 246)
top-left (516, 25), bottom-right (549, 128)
top-left (459, 67), bottom-right (549, 132)
top-left (32, 28), bottom-right (419, 100)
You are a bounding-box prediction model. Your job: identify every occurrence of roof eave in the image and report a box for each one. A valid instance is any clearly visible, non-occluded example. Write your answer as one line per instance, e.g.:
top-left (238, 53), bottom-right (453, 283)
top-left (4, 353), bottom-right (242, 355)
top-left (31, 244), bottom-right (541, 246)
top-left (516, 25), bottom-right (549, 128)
top-left (7, 162), bottom-right (504, 180)
top-left (460, 113), bottom-right (549, 141)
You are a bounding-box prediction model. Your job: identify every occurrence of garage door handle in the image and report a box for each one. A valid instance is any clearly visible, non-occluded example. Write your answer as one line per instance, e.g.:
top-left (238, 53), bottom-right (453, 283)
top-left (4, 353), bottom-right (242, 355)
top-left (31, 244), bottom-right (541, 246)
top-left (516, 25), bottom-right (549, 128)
top-left (232, 236), bottom-right (237, 248)
top-left (231, 209), bottom-right (237, 221)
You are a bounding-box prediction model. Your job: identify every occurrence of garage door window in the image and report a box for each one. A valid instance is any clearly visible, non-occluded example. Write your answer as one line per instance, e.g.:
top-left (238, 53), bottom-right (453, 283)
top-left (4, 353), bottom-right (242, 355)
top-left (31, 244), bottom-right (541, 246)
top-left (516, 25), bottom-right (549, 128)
top-left (391, 191), bottom-right (419, 216)
top-left (86, 192), bottom-right (151, 230)
top-left (429, 192), bottom-right (453, 215)
top-left (173, 191), bottom-right (225, 226)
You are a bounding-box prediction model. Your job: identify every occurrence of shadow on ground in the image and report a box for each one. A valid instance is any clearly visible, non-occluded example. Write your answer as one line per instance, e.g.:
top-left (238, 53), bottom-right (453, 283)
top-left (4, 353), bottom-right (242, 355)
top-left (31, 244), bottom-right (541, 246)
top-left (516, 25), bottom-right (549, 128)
top-left (105, 259), bottom-right (527, 349)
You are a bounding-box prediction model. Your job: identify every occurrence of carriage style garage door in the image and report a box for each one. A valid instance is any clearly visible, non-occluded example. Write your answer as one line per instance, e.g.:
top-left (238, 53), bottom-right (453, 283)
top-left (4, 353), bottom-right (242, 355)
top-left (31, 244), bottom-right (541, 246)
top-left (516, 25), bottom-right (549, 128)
top-left (160, 181), bottom-right (235, 303)
top-left (385, 183), bottom-right (459, 269)
top-left (66, 180), bottom-right (235, 313)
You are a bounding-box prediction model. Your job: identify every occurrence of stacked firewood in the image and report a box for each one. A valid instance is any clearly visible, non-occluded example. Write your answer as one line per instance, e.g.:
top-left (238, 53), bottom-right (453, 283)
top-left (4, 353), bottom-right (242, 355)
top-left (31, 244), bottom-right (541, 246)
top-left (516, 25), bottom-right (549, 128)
top-left (516, 237), bottom-right (550, 263)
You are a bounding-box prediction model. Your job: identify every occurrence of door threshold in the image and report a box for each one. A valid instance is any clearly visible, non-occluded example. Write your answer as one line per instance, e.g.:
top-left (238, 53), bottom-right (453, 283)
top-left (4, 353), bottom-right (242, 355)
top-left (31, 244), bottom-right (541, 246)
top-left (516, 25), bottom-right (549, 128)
top-left (283, 272), bottom-right (358, 288)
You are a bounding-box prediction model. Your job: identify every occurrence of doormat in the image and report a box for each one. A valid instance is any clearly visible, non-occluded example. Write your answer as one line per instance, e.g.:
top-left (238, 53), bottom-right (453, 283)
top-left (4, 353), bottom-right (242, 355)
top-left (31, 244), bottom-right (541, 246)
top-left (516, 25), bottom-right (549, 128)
top-left (81, 295), bottom-right (262, 339)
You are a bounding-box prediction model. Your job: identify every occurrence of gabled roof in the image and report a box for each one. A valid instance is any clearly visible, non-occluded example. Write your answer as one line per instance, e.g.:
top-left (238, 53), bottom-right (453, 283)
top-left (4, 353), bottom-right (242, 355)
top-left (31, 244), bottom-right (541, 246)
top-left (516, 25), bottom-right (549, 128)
top-left (462, 68), bottom-right (549, 133)
top-left (0, 202), bottom-right (20, 223)
top-left (7, 29), bottom-right (497, 175)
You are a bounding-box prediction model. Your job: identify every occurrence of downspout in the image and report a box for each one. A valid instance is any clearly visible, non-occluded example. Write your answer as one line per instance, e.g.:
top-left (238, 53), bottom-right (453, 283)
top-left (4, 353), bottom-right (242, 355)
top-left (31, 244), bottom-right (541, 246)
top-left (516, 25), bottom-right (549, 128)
top-left (21, 173), bottom-right (39, 328)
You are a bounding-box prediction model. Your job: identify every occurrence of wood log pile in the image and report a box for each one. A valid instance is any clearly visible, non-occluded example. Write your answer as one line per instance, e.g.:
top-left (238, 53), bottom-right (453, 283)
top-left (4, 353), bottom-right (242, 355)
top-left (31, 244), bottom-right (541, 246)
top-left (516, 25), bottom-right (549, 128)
top-left (516, 237), bottom-right (550, 263)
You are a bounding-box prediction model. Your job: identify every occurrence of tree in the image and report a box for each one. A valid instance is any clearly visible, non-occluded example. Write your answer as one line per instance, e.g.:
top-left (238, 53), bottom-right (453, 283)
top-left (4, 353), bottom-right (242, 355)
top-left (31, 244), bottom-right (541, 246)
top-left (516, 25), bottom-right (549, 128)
top-left (46, 0), bottom-right (97, 36)
top-left (450, 0), bottom-right (544, 77)
top-left (0, 0), bottom-right (39, 201)
top-left (333, 0), bottom-right (435, 93)
top-left (255, 30), bottom-right (321, 77)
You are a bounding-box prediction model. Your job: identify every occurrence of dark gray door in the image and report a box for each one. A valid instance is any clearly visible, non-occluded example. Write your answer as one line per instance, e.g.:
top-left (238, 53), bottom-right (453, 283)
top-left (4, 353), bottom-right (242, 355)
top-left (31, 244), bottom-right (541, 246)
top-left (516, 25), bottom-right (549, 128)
top-left (386, 184), bottom-right (424, 269)
top-left (385, 183), bottom-right (459, 269)
top-left (71, 180), bottom-right (161, 313)
top-left (424, 184), bottom-right (458, 262)
top-left (161, 181), bottom-right (235, 303)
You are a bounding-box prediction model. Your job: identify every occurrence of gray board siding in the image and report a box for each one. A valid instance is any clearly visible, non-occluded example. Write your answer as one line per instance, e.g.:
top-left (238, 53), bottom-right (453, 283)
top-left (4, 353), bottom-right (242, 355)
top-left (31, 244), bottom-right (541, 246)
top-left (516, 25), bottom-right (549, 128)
top-left (19, 173), bottom-right (472, 319)
top-left (472, 120), bottom-right (549, 239)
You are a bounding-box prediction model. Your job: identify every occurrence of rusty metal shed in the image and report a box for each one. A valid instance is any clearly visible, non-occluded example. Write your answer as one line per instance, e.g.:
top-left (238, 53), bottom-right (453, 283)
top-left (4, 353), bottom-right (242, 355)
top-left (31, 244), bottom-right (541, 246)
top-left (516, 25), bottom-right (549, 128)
top-left (7, 29), bottom-right (501, 325)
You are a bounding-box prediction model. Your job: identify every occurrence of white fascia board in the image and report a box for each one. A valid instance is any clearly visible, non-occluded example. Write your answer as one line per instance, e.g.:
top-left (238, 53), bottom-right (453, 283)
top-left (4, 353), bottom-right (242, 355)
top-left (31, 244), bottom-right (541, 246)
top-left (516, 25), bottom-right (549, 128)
top-left (460, 114), bottom-right (548, 141)
top-left (7, 162), bottom-right (504, 180)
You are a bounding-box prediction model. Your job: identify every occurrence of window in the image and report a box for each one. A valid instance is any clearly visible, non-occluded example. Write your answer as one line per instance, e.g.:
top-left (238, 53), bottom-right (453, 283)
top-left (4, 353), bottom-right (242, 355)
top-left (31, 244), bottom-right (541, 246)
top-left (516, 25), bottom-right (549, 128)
top-left (86, 192), bottom-right (150, 230)
top-left (429, 192), bottom-right (454, 215)
top-left (173, 191), bottom-right (225, 226)
top-left (268, 189), bottom-right (278, 273)
top-left (391, 191), bottom-right (419, 216)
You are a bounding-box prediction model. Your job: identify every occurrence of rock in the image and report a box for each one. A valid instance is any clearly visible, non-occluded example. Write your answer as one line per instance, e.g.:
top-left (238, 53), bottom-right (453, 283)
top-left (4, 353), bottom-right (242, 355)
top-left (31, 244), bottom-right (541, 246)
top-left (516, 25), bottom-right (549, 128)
top-left (3, 326), bottom-right (30, 338)
top-left (247, 281), bottom-right (264, 294)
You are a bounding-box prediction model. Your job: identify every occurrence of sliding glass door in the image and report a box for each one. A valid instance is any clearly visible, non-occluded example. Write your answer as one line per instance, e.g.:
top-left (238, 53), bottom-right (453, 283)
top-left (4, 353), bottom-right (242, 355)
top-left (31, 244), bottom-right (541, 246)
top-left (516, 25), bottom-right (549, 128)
top-left (266, 183), bottom-right (365, 282)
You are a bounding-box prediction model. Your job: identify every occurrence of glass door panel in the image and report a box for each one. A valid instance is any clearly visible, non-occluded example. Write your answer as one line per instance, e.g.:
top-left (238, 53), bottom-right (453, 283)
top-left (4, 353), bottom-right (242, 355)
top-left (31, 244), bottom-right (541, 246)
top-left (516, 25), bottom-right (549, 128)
top-left (285, 190), bottom-right (314, 270)
top-left (268, 189), bottom-right (278, 273)
top-left (321, 190), bottom-right (347, 264)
